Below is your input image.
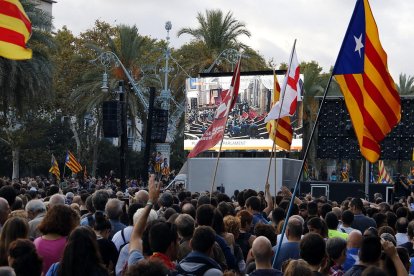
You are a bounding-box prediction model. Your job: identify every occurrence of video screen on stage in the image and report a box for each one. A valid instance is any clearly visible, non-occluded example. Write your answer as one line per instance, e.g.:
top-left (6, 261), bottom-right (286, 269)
top-left (184, 73), bottom-right (304, 152)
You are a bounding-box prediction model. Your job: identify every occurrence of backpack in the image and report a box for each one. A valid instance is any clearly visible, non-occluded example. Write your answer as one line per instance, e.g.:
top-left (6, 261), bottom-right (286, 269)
top-left (119, 228), bottom-right (129, 252)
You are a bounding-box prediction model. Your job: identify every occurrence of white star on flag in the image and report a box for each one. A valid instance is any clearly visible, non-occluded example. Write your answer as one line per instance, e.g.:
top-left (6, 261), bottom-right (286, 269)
top-left (354, 33), bottom-right (364, 57)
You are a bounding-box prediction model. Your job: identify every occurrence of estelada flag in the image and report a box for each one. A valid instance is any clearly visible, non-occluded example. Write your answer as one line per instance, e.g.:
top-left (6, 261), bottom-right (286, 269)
top-left (188, 59), bottom-right (241, 158)
top-left (65, 151), bottom-right (83, 174)
top-left (332, 0), bottom-right (400, 163)
top-left (0, 0), bottom-right (32, 60)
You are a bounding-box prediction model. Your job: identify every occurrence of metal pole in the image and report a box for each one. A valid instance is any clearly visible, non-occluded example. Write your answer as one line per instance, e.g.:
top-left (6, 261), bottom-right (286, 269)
top-left (272, 74), bottom-right (335, 267)
top-left (119, 80), bottom-right (127, 191)
top-left (144, 87), bottom-right (156, 182)
top-left (365, 159), bottom-right (370, 200)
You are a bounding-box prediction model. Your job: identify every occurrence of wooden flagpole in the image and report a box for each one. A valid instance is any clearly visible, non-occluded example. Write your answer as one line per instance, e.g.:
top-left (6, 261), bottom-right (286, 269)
top-left (265, 39), bottom-right (297, 202)
top-left (210, 56), bottom-right (242, 200)
top-left (272, 73), bottom-right (335, 267)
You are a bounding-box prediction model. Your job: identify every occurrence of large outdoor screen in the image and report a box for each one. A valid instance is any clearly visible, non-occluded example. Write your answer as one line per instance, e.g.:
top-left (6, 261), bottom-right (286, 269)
top-left (184, 73), bottom-right (303, 152)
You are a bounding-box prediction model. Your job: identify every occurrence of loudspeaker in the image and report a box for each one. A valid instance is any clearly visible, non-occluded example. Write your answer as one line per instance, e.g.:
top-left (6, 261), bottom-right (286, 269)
top-left (102, 101), bottom-right (122, 138)
top-left (151, 108), bottom-right (168, 143)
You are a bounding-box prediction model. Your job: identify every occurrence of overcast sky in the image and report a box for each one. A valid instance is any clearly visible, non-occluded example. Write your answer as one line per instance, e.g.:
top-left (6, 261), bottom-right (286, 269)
top-left (53, 0), bottom-right (414, 81)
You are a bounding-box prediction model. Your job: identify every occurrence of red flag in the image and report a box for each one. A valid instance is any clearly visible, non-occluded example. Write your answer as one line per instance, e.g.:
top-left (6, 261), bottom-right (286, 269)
top-left (188, 59), bottom-right (241, 158)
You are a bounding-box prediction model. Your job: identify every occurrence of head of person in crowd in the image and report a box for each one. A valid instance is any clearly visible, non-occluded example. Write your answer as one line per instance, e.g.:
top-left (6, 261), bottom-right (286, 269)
top-left (105, 198), bottom-right (123, 221)
top-left (380, 233), bottom-right (396, 246)
top-left (372, 212), bottom-right (387, 228)
top-left (283, 259), bottom-right (313, 276)
top-left (326, 237), bottom-right (347, 269)
top-left (159, 192), bottom-right (173, 209)
top-left (217, 201), bottom-right (234, 217)
top-left (11, 196), bottom-right (22, 211)
top-left (350, 198), bottom-right (364, 215)
top-left (212, 209), bottom-right (225, 236)
top-left (0, 217), bottom-right (29, 265)
top-left (48, 194), bottom-right (65, 208)
top-left (0, 186), bottom-right (16, 207)
top-left (237, 190), bottom-right (246, 209)
top-left (307, 201), bottom-right (318, 217)
top-left (407, 220), bottom-right (414, 243)
top-left (396, 217), bottom-right (408, 234)
top-left (300, 233), bottom-right (327, 272)
top-left (0, 197), bottom-right (11, 226)
top-left (196, 204), bottom-right (215, 227)
top-left (341, 209), bottom-right (354, 227)
top-left (386, 211), bottom-right (397, 232)
top-left (93, 212), bottom-right (112, 239)
top-left (190, 225), bottom-right (216, 256)
top-left (197, 195), bottom-right (217, 208)
top-left (57, 226), bottom-right (107, 276)
top-left (286, 216), bottom-right (303, 242)
top-left (359, 236), bottom-right (382, 266)
top-left (181, 203), bottom-right (196, 219)
top-left (254, 224), bottom-right (277, 247)
top-left (132, 207), bottom-right (158, 226)
top-left (85, 195), bottom-right (95, 215)
top-left (92, 190), bottom-right (109, 212)
top-left (126, 203), bottom-right (140, 226)
top-left (237, 210), bottom-right (253, 232)
top-left (325, 211), bottom-right (339, 230)
top-left (149, 221), bottom-right (179, 264)
top-left (378, 202), bottom-right (391, 213)
top-left (347, 230), bottom-right (363, 249)
top-left (272, 207), bottom-right (286, 226)
top-left (25, 199), bottom-right (46, 220)
top-left (377, 226), bottom-right (395, 236)
top-left (126, 259), bottom-right (168, 276)
top-left (223, 215), bottom-right (240, 240)
top-left (175, 214), bottom-right (195, 240)
top-left (134, 190), bottom-right (149, 205)
top-left (246, 196), bottom-right (262, 214)
top-left (361, 266), bottom-right (387, 276)
top-left (307, 217), bottom-right (328, 238)
top-left (38, 205), bottom-right (79, 237)
top-left (252, 236), bottom-right (278, 271)
top-left (46, 185), bottom-right (59, 197)
top-left (65, 192), bottom-right (74, 205)
top-left (363, 226), bottom-right (378, 237)
top-left (320, 203), bottom-right (332, 219)
top-left (8, 239), bottom-right (42, 276)
top-left (298, 203), bottom-right (308, 220)
top-left (164, 207), bottom-right (177, 221)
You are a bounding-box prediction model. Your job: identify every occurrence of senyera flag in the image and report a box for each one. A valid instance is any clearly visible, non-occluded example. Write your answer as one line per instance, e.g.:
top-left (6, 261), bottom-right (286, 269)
top-left (266, 72), bottom-right (293, 151)
top-left (332, 0), bottom-right (400, 163)
top-left (0, 0), bottom-right (32, 60)
top-left (188, 59), bottom-right (241, 158)
top-left (265, 45), bottom-right (300, 122)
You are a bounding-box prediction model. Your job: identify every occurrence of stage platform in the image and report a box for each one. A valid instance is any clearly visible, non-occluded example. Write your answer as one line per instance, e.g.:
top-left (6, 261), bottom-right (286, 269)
top-left (299, 181), bottom-right (393, 203)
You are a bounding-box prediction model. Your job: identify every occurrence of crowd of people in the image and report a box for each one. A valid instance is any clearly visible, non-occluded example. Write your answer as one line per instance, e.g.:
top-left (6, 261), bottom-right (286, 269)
top-left (0, 174), bottom-right (413, 275)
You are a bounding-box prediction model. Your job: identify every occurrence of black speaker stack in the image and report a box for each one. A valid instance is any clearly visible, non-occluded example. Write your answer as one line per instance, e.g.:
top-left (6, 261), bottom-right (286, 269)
top-left (151, 108), bottom-right (169, 143)
top-left (316, 97), bottom-right (414, 160)
top-left (102, 101), bottom-right (123, 138)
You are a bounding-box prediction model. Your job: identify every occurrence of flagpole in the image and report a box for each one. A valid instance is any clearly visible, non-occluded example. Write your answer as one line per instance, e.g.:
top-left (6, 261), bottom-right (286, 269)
top-left (272, 73), bottom-right (335, 267)
top-left (210, 56), bottom-right (242, 200)
top-left (265, 40), bottom-right (297, 200)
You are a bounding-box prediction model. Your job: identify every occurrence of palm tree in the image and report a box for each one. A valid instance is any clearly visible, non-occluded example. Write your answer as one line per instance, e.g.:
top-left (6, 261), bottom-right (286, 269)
top-left (72, 24), bottom-right (151, 176)
top-left (396, 73), bottom-right (414, 95)
top-left (177, 10), bottom-right (255, 72)
top-left (0, 0), bottom-right (54, 179)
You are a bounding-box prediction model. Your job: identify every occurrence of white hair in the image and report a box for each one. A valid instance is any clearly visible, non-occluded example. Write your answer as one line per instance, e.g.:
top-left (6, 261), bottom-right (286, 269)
top-left (133, 208), bottom-right (158, 225)
top-left (25, 199), bottom-right (46, 213)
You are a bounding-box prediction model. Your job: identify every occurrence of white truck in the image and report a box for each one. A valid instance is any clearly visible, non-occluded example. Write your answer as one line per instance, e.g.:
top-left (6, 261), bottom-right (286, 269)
top-left (167, 158), bottom-right (302, 197)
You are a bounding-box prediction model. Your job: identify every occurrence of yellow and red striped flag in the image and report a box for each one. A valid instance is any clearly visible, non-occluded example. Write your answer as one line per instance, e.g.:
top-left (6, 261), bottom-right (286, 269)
top-left (65, 151), bottom-right (82, 174)
top-left (378, 160), bottom-right (392, 184)
top-left (48, 154), bottom-right (60, 180)
top-left (332, 0), bottom-right (400, 163)
top-left (0, 0), bottom-right (32, 60)
top-left (266, 72), bottom-right (293, 151)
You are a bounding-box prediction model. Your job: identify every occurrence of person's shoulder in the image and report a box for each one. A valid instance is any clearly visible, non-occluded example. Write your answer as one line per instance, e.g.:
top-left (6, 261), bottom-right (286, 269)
top-left (249, 268), bottom-right (283, 276)
top-left (203, 268), bottom-right (223, 276)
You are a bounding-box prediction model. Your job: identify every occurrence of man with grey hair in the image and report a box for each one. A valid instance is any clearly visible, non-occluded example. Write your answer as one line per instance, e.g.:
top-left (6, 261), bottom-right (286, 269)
top-left (273, 216), bottom-right (302, 270)
top-left (175, 214), bottom-right (195, 261)
top-left (105, 198), bottom-right (126, 238)
top-left (251, 236), bottom-right (282, 275)
top-left (0, 197), bottom-right (10, 231)
top-left (134, 190), bottom-right (149, 205)
top-left (48, 194), bottom-right (65, 208)
top-left (26, 199), bottom-right (46, 239)
top-left (0, 266), bottom-right (16, 276)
